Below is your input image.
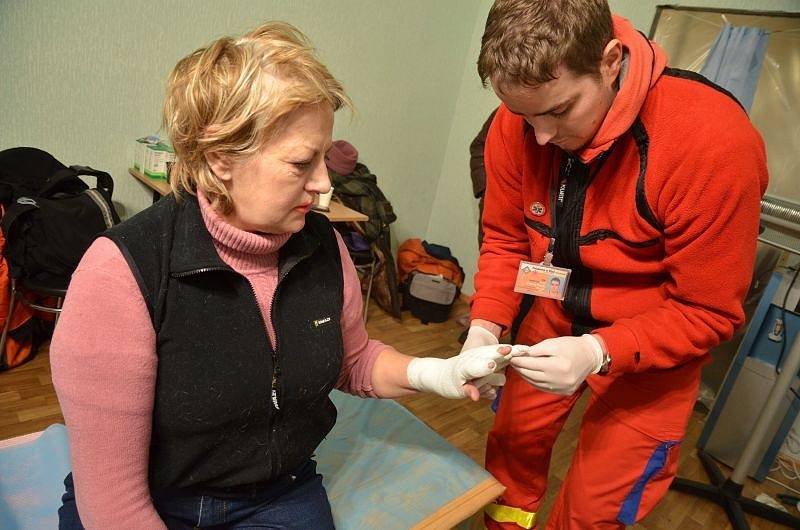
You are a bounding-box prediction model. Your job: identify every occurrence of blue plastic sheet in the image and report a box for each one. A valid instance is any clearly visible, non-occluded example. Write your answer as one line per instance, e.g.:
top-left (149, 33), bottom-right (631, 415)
top-left (0, 424), bottom-right (71, 530)
top-left (700, 24), bottom-right (769, 112)
top-left (0, 392), bottom-right (493, 529)
top-left (320, 391), bottom-right (493, 529)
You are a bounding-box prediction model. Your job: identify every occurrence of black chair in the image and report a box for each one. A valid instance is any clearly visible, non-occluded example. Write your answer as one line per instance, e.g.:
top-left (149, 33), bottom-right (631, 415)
top-left (0, 276), bottom-right (67, 353)
top-left (349, 248), bottom-right (378, 323)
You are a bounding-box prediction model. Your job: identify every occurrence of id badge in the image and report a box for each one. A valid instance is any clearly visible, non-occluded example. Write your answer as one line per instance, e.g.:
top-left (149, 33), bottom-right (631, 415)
top-left (513, 261), bottom-right (571, 301)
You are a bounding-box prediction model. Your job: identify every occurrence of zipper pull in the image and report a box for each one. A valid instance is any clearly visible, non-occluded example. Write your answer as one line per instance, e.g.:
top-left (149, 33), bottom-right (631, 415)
top-left (271, 388), bottom-right (280, 410)
top-left (543, 238), bottom-right (555, 266)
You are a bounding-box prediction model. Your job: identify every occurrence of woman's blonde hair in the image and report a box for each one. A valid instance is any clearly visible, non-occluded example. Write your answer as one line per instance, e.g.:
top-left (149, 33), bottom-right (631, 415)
top-left (163, 21), bottom-right (352, 213)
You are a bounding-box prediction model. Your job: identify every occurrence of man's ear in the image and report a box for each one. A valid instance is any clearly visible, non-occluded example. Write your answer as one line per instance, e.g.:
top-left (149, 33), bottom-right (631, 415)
top-left (600, 38), bottom-right (623, 85)
top-left (205, 151), bottom-right (232, 181)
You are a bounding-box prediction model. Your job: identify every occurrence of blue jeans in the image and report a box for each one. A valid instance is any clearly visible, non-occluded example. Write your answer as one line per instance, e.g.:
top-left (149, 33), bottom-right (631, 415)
top-left (58, 459), bottom-right (335, 529)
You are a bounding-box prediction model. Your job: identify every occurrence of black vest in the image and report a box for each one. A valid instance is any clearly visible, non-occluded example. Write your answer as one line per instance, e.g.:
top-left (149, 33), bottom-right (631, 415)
top-left (104, 195), bottom-right (344, 495)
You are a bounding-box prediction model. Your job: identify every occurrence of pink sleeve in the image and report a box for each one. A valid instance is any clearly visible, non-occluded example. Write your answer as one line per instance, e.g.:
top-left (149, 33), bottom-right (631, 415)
top-left (50, 237), bottom-right (166, 530)
top-left (333, 232), bottom-right (386, 397)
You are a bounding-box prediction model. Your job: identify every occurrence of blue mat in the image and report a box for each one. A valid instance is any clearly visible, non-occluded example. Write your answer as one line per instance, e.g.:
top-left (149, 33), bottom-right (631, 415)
top-left (0, 424), bottom-right (71, 530)
top-left (0, 392), bottom-right (492, 529)
top-left (320, 391), bottom-right (492, 529)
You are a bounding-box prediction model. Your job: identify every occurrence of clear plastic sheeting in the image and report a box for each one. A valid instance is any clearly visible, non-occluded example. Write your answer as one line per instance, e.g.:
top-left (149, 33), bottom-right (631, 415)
top-left (651, 7), bottom-right (800, 204)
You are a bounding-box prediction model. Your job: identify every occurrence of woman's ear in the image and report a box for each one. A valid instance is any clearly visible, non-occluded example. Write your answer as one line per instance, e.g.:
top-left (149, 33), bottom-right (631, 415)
top-left (205, 151), bottom-right (232, 181)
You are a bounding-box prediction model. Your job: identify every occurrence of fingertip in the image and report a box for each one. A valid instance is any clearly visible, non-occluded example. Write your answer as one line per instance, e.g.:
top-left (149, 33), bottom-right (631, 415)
top-left (462, 384), bottom-right (477, 401)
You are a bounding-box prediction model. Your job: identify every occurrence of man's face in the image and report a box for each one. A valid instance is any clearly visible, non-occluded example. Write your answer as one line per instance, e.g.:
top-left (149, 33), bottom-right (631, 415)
top-left (491, 40), bottom-right (622, 152)
top-left (493, 68), bottom-right (616, 152)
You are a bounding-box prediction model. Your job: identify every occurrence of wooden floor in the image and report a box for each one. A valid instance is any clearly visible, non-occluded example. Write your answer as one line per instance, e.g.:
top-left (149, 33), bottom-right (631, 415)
top-left (2, 298), bottom-right (799, 529)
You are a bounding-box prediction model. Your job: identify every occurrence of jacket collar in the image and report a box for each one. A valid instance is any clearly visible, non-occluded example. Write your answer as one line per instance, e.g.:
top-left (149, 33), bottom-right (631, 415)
top-left (576, 15), bottom-right (667, 163)
top-left (169, 194), bottom-right (320, 276)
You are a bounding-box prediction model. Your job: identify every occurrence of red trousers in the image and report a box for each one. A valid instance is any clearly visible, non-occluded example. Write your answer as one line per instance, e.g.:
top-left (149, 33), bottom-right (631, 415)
top-left (485, 363), bottom-right (701, 529)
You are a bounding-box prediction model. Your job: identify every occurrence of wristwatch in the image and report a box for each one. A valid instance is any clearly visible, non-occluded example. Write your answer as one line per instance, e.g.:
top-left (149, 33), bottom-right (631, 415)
top-left (592, 333), bottom-right (612, 374)
top-left (598, 350), bottom-right (612, 374)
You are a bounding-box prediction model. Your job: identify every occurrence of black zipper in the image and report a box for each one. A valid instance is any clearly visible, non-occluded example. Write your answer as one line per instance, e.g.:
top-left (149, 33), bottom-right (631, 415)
top-left (266, 250), bottom-right (315, 412)
top-left (579, 229), bottom-right (659, 248)
top-left (524, 217), bottom-right (552, 237)
top-left (265, 250), bottom-right (314, 477)
top-left (267, 269), bottom-right (289, 412)
top-left (552, 155), bottom-right (601, 331)
top-left (172, 266), bottom-right (230, 278)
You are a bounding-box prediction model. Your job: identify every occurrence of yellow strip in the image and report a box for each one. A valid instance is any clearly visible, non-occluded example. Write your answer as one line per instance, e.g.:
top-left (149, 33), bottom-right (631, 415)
top-left (485, 502), bottom-right (537, 529)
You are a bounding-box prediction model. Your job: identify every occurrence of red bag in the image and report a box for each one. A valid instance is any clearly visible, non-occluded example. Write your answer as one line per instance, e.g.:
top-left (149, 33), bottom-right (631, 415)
top-left (0, 211), bottom-right (49, 370)
top-left (397, 239), bottom-right (465, 324)
top-left (397, 239), bottom-right (465, 289)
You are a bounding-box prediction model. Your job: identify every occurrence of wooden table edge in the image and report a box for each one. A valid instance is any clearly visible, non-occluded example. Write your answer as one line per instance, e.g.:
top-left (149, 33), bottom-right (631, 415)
top-left (412, 477), bottom-right (505, 529)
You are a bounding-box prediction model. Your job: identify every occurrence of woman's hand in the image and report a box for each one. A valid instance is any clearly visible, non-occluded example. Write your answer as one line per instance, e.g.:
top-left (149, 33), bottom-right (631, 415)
top-left (406, 344), bottom-right (518, 400)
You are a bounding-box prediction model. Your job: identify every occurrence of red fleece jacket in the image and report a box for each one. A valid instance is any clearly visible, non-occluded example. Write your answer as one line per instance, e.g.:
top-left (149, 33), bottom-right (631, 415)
top-left (471, 16), bottom-right (768, 376)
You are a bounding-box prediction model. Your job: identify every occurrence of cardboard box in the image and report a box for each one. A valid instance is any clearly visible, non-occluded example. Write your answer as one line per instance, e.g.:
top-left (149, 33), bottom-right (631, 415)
top-left (133, 136), bottom-right (160, 172)
top-left (143, 142), bottom-right (175, 180)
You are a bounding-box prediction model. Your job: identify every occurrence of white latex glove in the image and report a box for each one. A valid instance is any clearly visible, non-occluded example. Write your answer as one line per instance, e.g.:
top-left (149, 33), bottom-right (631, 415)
top-left (462, 325), bottom-right (499, 351)
top-left (509, 334), bottom-right (604, 395)
top-left (407, 344), bottom-right (511, 399)
top-left (461, 325), bottom-right (514, 399)
top-left (473, 372), bottom-right (506, 401)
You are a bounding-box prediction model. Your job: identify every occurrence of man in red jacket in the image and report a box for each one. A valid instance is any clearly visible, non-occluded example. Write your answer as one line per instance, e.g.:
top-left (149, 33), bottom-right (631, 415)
top-left (466, 1), bottom-right (769, 528)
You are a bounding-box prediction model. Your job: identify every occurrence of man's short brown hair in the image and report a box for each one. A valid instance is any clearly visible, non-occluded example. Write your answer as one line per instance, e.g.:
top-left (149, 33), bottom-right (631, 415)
top-left (478, 0), bottom-right (613, 88)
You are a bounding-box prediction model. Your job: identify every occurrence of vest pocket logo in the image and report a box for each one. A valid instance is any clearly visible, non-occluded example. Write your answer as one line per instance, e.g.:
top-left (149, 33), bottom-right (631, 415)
top-left (312, 316), bottom-right (332, 328)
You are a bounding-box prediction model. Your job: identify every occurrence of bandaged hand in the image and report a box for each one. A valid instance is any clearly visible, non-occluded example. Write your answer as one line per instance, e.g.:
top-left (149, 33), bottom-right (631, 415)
top-left (407, 344), bottom-right (512, 400)
top-left (509, 334), bottom-right (604, 395)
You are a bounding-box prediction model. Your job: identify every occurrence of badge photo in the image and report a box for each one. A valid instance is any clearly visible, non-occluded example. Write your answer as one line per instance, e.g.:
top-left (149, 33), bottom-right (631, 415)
top-left (513, 261), bottom-right (571, 301)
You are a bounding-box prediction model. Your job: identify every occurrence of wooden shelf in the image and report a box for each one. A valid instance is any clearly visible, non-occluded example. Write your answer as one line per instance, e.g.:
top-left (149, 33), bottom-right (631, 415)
top-left (129, 168), bottom-right (170, 196)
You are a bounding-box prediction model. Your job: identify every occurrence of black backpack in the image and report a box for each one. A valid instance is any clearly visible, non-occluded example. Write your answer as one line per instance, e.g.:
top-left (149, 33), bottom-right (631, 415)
top-left (329, 162), bottom-right (402, 318)
top-left (0, 147), bottom-right (121, 286)
top-left (329, 162), bottom-right (397, 244)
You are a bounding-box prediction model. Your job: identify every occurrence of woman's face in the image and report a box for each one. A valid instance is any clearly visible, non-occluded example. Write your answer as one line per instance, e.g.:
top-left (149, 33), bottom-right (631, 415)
top-left (208, 103), bottom-right (334, 234)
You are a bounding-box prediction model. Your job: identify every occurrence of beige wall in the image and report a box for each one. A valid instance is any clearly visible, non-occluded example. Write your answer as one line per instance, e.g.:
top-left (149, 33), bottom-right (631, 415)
top-left (0, 0), bottom-right (481, 243)
top-left (2, 0), bottom-right (797, 296)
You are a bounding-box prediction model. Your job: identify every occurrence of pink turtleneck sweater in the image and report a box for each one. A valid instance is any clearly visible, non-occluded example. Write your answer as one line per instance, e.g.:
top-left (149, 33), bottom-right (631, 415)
top-left (50, 192), bottom-right (385, 529)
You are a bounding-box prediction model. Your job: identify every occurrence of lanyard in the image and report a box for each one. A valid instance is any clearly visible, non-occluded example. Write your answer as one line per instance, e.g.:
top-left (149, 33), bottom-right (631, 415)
top-left (543, 156), bottom-right (572, 266)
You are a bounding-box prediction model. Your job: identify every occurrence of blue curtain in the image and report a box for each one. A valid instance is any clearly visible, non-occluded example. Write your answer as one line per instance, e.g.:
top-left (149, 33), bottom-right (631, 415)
top-left (700, 24), bottom-right (769, 112)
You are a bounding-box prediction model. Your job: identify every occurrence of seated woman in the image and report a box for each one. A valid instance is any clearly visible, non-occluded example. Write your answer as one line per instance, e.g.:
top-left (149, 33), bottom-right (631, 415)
top-left (51, 21), bottom-right (508, 530)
